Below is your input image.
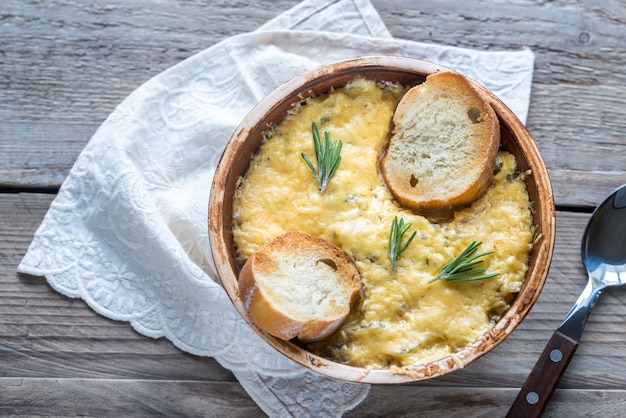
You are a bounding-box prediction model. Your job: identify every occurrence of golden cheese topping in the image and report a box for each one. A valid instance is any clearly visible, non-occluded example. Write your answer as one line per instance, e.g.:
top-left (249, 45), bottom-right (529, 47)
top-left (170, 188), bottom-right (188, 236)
top-left (232, 78), bottom-right (534, 369)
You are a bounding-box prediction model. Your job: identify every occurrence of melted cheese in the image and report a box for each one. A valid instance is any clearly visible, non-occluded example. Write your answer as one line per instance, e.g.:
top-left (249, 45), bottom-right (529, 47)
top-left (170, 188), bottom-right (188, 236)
top-left (232, 78), bottom-right (534, 369)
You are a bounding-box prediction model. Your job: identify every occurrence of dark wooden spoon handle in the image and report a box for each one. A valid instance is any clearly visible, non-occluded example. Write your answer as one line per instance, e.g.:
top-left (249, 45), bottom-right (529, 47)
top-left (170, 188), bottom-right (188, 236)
top-left (506, 330), bottom-right (579, 418)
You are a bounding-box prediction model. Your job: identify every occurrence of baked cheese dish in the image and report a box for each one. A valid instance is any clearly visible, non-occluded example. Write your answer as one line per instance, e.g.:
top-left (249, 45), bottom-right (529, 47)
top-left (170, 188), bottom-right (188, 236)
top-left (232, 77), bottom-right (534, 369)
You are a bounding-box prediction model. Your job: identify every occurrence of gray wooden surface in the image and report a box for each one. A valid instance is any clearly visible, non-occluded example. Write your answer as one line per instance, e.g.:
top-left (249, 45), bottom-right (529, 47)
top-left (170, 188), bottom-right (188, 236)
top-left (2, 1), bottom-right (626, 416)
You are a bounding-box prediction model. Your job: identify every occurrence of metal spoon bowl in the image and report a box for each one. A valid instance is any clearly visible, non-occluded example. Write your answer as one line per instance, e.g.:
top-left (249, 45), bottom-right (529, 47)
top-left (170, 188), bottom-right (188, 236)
top-left (507, 184), bottom-right (626, 417)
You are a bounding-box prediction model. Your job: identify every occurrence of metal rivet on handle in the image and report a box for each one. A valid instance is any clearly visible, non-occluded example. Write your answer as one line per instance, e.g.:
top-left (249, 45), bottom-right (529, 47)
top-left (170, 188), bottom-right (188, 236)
top-left (550, 349), bottom-right (563, 362)
top-left (526, 391), bottom-right (539, 405)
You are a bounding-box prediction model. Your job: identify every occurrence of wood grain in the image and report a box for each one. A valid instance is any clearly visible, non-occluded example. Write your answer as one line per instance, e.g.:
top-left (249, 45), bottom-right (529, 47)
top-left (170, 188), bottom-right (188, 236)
top-left (347, 387), bottom-right (626, 418)
top-left (2, 0), bottom-right (626, 204)
top-left (377, 0), bottom-right (626, 207)
top-left (1, 0), bottom-right (301, 187)
top-left (2, 194), bottom-right (626, 415)
top-left (0, 379), bottom-right (264, 417)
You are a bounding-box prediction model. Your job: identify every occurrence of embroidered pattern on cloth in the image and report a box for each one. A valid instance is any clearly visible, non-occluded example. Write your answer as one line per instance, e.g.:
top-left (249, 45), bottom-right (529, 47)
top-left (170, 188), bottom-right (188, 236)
top-left (18, 0), bottom-right (535, 416)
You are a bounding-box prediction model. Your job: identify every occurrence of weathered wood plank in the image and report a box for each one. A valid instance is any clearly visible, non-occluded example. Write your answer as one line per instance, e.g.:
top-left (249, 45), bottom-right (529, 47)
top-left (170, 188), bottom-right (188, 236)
top-left (0, 193), bottom-right (237, 383)
top-left (0, 122), bottom-right (96, 188)
top-left (0, 378), bottom-right (265, 417)
top-left (2, 0), bottom-right (300, 120)
top-left (2, 0), bottom-right (626, 206)
top-left (1, 378), bottom-right (626, 417)
top-left (1, 0), bottom-right (301, 187)
top-left (378, 0), bottom-right (626, 206)
top-left (2, 193), bottom-right (626, 415)
top-left (348, 387), bottom-right (626, 418)
top-left (548, 168), bottom-right (626, 209)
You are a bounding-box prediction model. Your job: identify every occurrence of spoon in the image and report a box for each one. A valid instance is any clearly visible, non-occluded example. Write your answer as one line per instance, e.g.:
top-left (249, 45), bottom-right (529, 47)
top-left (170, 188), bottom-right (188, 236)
top-left (507, 184), bottom-right (626, 417)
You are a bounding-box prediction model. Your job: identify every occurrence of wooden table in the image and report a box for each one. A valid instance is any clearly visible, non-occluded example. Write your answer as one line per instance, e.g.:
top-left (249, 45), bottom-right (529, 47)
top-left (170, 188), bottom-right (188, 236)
top-left (3, 1), bottom-right (626, 416)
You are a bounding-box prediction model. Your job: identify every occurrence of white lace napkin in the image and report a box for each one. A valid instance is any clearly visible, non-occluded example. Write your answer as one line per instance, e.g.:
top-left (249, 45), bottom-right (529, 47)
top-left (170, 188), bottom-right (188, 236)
top-left (18, 0), bottom-right (535, 416)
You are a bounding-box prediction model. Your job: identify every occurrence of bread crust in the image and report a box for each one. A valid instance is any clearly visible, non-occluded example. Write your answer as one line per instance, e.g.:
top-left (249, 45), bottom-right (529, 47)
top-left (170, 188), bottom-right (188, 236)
top-left (238, 231), bottom-right (362, 343)
top-left (380, 71), bottom-right (500, 215)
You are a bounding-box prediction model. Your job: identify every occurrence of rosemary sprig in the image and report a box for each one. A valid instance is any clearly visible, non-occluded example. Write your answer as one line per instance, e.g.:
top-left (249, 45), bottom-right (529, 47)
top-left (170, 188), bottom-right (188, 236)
top-left (301, 122), bottom-right (343, 192)
top-left (388, 216), bottom-right (417, 270)
top-left (430, 241), bottom-right (499, 283)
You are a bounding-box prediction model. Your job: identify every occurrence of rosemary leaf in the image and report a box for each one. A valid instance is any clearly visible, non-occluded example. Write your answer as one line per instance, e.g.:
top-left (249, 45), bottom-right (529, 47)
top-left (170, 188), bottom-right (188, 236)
top-left (301, 122), bottom-right (343, 192)
top-left (388, 216), bottom-right (417, 270)
top-left (430, 241), bottom-right (499, 283)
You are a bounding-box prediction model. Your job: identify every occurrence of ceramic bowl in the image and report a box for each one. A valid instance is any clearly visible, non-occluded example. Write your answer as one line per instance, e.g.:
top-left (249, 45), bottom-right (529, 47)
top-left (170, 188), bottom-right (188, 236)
top-left (208, 56), bottom-right (555, 383)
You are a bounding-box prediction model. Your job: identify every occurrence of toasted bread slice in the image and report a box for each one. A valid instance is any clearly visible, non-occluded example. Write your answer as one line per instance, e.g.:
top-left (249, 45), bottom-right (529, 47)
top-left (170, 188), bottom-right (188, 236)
top-left (380, 71), bottom-right (500, 214)
top-left (238, 231), bottom-right (362, 342)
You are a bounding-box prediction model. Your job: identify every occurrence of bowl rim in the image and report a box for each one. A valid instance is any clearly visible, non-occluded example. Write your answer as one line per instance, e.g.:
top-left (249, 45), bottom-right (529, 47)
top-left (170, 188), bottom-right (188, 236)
top-left (209, 55), bottom-right (556, 384)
